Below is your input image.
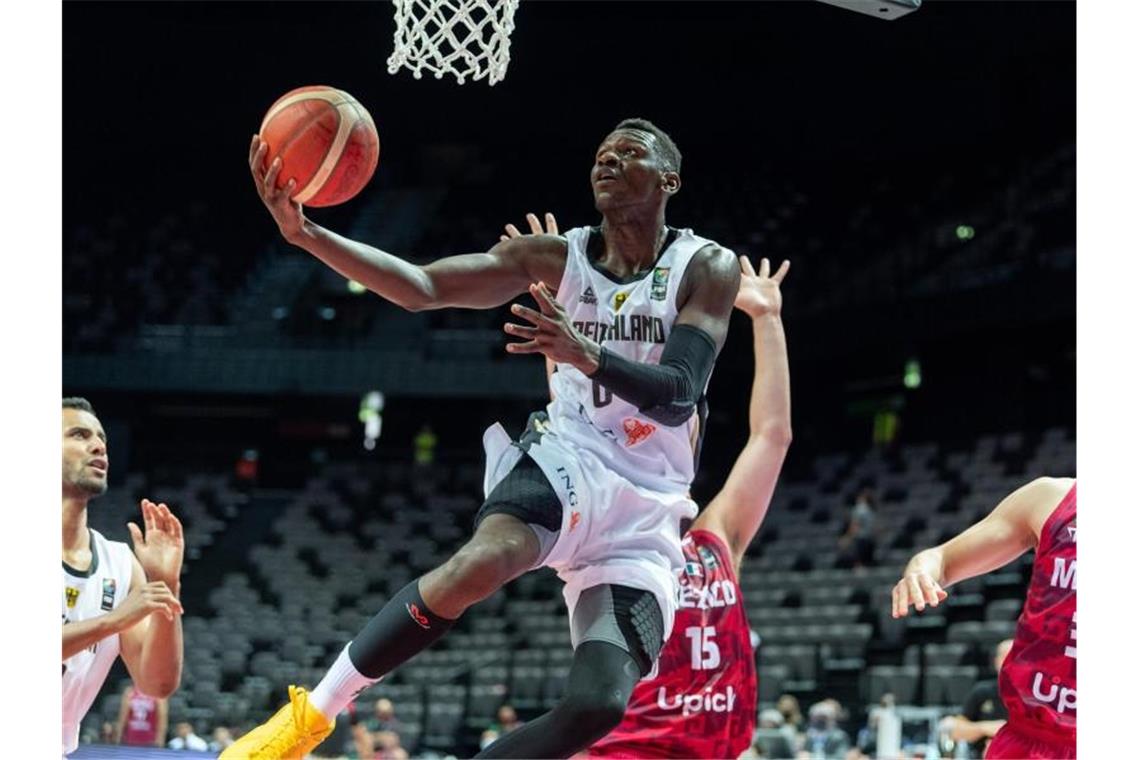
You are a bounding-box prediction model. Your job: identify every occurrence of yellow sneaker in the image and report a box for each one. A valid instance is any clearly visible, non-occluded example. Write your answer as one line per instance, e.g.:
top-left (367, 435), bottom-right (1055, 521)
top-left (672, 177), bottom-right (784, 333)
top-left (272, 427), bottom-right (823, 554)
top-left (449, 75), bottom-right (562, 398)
top-left (220, 685), bottom-right (333, 759)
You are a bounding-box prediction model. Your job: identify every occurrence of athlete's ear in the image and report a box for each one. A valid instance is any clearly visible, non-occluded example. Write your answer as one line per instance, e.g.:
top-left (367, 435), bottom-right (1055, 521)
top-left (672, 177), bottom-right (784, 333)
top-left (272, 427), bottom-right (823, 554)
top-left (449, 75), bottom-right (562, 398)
top-left (661, 171), bottom-right (681, 196)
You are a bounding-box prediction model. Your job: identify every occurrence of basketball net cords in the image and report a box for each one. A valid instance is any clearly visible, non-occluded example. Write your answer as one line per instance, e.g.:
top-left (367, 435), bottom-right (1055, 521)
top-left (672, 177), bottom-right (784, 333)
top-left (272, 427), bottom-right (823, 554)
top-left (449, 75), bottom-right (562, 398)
top-left (387, 0), bottom-right (520, 86)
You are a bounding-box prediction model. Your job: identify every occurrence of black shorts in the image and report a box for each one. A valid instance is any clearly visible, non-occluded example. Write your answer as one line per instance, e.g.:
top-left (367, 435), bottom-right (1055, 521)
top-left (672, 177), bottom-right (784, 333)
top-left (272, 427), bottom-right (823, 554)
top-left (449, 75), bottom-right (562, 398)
top-left (473, 451), bottom-right (563, 533)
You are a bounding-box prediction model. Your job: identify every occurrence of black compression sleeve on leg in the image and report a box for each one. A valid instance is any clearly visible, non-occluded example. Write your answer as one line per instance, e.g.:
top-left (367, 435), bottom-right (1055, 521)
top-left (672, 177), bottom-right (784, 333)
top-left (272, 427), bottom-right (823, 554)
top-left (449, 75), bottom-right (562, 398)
top-left (589, 323), bottom-right (718, 426)
top-left (347, 579), bottom-right (456, 679)
top-left (475, 640), bottom-right (640, 759)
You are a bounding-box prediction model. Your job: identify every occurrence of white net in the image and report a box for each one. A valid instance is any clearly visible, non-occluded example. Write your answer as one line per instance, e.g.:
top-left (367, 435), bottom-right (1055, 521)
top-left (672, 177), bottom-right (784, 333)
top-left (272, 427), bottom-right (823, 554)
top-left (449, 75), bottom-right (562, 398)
top-left (387, 0), bottom-right (521, 86)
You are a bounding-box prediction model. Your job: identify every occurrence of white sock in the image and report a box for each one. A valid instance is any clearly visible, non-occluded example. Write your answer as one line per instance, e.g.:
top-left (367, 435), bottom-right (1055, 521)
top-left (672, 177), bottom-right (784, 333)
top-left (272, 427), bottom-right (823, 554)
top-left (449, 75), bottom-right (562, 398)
top-left (308, 643), bottom-right (381, 720)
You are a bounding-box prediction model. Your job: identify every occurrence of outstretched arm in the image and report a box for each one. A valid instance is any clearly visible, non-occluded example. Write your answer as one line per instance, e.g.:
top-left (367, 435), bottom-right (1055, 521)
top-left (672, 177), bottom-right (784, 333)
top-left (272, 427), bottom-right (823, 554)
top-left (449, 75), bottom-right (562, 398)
top-left (249, 136), bottom-right (565, 310)
top-left (892, 477), bottom-right (1072, 617)
top-left (691, 258), bottom-right (792, 570)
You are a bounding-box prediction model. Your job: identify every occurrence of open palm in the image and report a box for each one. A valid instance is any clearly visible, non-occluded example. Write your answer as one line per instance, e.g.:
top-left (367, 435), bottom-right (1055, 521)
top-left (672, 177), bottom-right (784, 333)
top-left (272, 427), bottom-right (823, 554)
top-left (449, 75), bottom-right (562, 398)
top-left (128, 499), bottom-right (185, 588)
top-left (734, 256), bottom-right (790, 319)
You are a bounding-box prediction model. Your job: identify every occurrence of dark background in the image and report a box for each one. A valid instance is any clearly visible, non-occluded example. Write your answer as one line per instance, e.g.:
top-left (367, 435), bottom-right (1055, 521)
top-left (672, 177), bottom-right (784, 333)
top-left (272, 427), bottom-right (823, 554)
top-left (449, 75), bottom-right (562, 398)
top-left (63, 0), bottom-right (1075, 501)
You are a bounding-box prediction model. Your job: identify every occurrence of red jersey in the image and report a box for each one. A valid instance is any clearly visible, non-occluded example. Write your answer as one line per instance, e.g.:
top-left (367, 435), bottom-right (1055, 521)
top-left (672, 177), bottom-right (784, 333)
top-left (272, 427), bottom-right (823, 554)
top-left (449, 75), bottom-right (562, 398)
top-left (997, 482), bottom-right (1076, 744)
top-left (590, 529), bottom-right (757, 759)
top-left (121, 687), bottom-right (161, 746)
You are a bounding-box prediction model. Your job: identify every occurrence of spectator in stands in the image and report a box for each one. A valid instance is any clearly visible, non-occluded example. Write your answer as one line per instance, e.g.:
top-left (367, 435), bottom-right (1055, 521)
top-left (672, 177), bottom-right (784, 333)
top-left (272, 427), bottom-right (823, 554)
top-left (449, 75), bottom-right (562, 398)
top-left (939, 638), bottom-right (1013, 758)
top-left (741, 708), bottom-right (798, 759)
top-left (838, 488), bottom-right (877, 568)
top-left (481, 705), bottom-right (524, 750)
top-left (114, 685), bottom-right (168, 747)
top-left (366, 698), bottom-right (403, 735)
top-left (803, 700), bottom-right (850, 759)
top-left (777, 694), bottom-right (805, 734)
top-left (167, 721), bottom-right (208, 751)
top-left (208, 726), bottom-right (235, 753)
top-left (854, 693), bottom-right (894, 759)
top-left (374, 729), bottom-right (409, 759)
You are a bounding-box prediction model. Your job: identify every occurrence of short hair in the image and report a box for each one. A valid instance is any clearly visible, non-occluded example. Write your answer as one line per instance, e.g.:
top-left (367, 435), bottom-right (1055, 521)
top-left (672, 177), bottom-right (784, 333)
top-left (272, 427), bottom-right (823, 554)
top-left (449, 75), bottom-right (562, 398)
top-left (63, 397), bottom-right (96, 415)
top-left (614, 117), bottom-right (682, 174)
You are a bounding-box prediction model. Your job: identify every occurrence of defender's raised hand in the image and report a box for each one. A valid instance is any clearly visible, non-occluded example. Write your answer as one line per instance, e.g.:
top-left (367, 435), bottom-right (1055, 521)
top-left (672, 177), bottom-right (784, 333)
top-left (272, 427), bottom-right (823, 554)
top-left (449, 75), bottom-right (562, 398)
top-left (734, 256), bottom-right (789, 319)
top-left (500, 212), bottom-right (560, 242)
top-left (505, 282), bottom-right (600, 374)
top-left (249, 134), bottom-right (308, 243)
top-left (127, 499), bottom-right (185, 592)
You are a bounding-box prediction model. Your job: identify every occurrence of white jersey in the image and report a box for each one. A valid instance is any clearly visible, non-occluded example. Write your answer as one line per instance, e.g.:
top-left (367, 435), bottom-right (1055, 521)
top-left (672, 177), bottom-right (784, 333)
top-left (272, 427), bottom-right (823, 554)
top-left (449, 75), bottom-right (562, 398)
top-left (62, 528), bottom-right (135, 755)
top-left (548, 225), bottom-right (722, 495)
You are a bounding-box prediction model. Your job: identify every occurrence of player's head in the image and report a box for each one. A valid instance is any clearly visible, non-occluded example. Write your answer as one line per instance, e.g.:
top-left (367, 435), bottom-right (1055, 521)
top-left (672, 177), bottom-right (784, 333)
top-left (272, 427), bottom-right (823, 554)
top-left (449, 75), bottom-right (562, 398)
top-left (62, 397), bottom-right (108, 498)
top-left (592, 118), bottom-right (682, 212)
top-left (994, 638), bottom-right (1014, 672)
top-left (375, 698), bottom-right (394, 719)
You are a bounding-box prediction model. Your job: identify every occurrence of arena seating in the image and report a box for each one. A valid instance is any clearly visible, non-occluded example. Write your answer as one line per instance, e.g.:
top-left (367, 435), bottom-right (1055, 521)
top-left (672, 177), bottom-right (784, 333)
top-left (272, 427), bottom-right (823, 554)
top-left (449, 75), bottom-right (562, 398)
top-left (81, 425), bottom-right (1074, 755)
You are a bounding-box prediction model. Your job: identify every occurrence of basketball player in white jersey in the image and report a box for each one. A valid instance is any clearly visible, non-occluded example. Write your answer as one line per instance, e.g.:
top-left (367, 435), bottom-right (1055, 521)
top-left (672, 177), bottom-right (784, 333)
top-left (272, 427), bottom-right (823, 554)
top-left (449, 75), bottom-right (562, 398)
top-left (228, 119), bottom-right (740, 759)
top-left (62, 397), bottom-right (185, 755)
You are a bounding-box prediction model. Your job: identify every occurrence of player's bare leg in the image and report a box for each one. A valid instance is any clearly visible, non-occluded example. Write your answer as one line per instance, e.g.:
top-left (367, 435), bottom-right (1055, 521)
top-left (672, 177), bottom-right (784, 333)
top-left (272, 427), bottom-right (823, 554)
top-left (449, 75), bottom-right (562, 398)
top-left (220, 514), bottom-right (539, 759)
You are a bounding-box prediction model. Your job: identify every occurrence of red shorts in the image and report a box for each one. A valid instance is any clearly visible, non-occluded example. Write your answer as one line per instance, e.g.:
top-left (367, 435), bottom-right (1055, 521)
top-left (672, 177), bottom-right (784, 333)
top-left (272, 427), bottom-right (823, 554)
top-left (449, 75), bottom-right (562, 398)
top-left (985, 723), bottom-right (1075, 759)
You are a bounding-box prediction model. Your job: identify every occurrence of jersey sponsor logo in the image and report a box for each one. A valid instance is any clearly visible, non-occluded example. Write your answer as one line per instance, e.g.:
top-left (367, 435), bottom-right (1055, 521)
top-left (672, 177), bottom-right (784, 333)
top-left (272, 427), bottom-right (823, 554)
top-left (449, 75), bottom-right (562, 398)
top-left (614, 291), bottom-right (629, 311)
top-left (656, 685), bottom-right (737, 717)
top-left (572, 315), bottom-right (666, 345)
top-left (555, 466), bottom-right (579, 507)
top-left (1030, 671), bottom-right (1076, 715)
top-left (623, 418), bottom-right (657, 447)
top-left (1050, 558), bottom-right (1076, 590)
top-left (570, 511), bottom-right (582, 531)
top-left (580, 286), bottom-right (597, 305)
top-left (406, 602), bottom-right (432, 630)
top-left (65, 587), bottom-right (80, 608)
top-left (678, 579), bottom-right (739, 610)
top-left (101, 579), bottom-right (116, 611)
top-left (650, 267), bottom-right (670, 300)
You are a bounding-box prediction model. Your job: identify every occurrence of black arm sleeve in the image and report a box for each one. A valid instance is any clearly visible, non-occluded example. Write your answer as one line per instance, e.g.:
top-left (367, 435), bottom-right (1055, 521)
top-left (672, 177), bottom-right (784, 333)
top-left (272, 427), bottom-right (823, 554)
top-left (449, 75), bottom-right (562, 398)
top-left (589, 323), bottom-right (718, 426)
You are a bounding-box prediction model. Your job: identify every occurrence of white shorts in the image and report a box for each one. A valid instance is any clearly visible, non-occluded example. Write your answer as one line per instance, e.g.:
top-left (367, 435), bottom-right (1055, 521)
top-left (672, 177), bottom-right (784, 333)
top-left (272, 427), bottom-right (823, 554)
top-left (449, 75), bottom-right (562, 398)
top-left (482, 421), bottom-right (697, 651)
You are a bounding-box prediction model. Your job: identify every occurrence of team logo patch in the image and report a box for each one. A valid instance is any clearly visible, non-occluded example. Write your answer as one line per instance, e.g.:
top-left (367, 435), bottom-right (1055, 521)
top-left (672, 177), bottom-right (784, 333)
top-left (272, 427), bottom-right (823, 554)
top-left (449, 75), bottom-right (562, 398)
top-left (65, 587), bottom-right (80, 609)
top-left (684, 561), bottom-right (702, 577)
top-left (650, 267), bottom-right (670, 301)
top-left (569, 511), bottom-right (582, 531)
top-left (613, 291), bottom-right (629, 311)
top-left (622, 417), bottom-right (656, 447)
top-left (579, 286), bottom-right (597, 305)
top-left (698, 545), bottom-right (719, 570)
top-left (100, 579), bottom-right (116, 611)
top-left (406, 602), bottom-right (431, 630)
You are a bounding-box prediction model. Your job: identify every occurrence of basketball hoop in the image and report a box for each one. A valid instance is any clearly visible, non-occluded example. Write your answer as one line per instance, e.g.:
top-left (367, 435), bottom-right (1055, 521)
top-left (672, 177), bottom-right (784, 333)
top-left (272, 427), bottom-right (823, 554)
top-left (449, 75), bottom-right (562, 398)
top-left (387, 0), bottom-right (521, 86)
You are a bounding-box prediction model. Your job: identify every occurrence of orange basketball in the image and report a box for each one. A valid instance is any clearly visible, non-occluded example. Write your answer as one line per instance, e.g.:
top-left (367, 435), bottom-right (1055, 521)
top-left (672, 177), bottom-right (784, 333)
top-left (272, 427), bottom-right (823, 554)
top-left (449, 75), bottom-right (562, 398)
top-left (258, 85), bottom-right (380, 207)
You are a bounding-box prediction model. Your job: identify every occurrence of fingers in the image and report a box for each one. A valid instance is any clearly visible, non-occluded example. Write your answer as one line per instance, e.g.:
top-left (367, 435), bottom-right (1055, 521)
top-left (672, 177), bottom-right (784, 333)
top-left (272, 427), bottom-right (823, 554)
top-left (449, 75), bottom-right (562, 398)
top-left (505, 340), bottom-right (542, 354)
top-left (503, 223), bottom-right (523, 240)
top-left (759, 257), bottom-right (770, 279)
top-left (510, 302), bottom-right (553, 327)
top-left (264, 156), bottom-right (283, 195)
top-left (141, 499), bottom-right (158, 535)
top-left (249, 134), bottom-right (263, 172)
top-left (907, 574), bottom-right (927, 612)
top-left (738, 255), bottom-right (756, 278)
top-left (529, 282), bottom-right (558, 315)
top-left (919, 574), bottom-right (945, 608)
top-left (544, 212), bottom-right (559, 235)
top-left (127, 522), bottom-right (143, 548)
top-left (526, 213), bottom-right (544, 235)
top-left (503, 322), bottom-right (538, 339)
top-left (772, 259), bottom-right (791, 284)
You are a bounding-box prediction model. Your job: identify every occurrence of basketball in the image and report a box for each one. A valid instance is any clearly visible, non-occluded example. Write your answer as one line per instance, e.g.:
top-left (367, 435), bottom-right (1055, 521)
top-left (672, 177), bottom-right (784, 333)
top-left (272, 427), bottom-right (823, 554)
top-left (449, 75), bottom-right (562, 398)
top-left (258, 85), bottom-right (380, 207)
